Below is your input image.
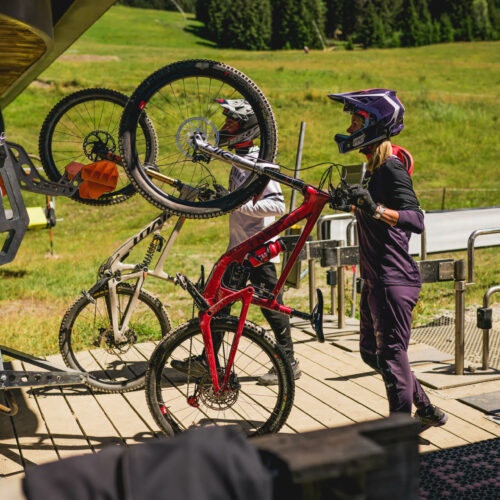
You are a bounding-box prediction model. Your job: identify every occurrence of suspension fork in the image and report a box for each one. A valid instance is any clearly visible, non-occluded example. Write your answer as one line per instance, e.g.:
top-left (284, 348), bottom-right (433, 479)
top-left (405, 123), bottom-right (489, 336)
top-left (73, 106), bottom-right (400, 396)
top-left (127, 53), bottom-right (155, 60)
top-left (105, 272), bottom-right (146, 343)
top-left (198, 287), bottom-right (253, 393)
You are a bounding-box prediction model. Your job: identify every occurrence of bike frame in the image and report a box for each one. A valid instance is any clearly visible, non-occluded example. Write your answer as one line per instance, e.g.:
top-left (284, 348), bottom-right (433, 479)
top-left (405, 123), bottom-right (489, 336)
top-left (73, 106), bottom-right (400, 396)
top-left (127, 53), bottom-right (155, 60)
top-left (91, 185), bottom-right (198, 343)
top-left (96, 211), bottom-right (182, 342)
top-left (193, 136), bottom-right (331, 393)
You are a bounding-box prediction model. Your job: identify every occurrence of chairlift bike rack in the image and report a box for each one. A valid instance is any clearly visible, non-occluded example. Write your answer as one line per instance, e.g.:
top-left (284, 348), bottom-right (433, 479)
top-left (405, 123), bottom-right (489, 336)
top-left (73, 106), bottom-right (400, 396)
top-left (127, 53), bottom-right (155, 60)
top-left (0, 137), bottom-right (81, 265)
top-left (0, 136), bottom-right (87, 415)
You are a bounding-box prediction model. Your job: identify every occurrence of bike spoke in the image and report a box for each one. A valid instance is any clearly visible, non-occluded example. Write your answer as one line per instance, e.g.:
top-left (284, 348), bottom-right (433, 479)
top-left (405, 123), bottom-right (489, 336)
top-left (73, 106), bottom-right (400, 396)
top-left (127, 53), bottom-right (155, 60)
top-left (151, 323), bottom-right (289, 435)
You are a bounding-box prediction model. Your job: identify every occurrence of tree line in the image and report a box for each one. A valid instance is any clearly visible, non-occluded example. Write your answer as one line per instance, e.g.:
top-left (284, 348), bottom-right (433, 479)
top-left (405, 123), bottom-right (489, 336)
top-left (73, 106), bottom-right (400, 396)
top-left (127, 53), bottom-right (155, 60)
top-left (118, 0), bottom-right (500, 50)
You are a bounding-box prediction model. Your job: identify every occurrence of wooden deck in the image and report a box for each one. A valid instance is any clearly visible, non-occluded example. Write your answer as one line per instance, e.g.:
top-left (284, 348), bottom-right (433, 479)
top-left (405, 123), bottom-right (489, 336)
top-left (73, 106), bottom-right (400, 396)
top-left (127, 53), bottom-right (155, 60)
top-left (1, 317), bottom-right (499, 480)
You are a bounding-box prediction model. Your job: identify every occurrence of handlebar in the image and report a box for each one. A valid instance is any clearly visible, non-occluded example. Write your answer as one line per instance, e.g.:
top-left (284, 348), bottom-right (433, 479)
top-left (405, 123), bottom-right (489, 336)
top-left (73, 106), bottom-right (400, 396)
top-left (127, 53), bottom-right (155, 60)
top-left (193, 134), bottom-right (353, 211)
top-left (193, 134), bottom-right (306, 192)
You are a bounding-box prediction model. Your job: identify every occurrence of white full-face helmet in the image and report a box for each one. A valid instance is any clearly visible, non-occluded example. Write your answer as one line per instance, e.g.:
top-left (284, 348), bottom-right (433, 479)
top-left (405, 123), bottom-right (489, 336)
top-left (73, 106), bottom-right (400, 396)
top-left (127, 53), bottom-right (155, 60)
top-left (216, 98), bottom-right (260, 148)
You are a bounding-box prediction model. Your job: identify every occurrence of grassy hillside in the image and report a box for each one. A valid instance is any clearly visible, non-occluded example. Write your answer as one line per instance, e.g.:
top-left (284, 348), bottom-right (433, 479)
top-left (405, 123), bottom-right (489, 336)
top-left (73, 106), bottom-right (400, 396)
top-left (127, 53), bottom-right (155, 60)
top-left (1, 6), bottom-right (499, 355)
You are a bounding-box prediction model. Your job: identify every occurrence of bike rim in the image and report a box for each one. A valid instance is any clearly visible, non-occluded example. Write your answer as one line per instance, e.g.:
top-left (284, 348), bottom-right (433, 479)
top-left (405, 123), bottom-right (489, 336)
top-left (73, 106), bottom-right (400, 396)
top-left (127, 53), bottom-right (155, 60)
top-left (47, 93), bottom-right (151, 198)
top-left (67, 289), bottom-right (165, 385)
top-left (125, 69), bottom-right (274, 212)
top-left (153, 327), bottom-right (287, 435)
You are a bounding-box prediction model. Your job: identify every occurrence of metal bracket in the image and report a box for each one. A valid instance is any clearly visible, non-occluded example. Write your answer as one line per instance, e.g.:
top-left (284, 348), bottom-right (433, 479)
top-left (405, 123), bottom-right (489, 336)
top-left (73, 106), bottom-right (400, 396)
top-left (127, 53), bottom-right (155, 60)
top-left (318, 243), bottom-right (359, 268)
top-left (418, 259), bottom-right (455, 283)
top-left (0, 370), bottom-right (86, 389)
top-left (0, 140), bottom-right (29, 265)
top-left (6, 141), bottom-right (81, 197)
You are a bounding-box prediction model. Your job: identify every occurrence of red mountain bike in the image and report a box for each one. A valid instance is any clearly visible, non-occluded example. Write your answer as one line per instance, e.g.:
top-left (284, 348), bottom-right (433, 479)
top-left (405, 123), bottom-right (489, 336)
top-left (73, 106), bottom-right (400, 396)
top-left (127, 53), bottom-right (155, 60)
top-left (146, 138), bottom-right (351, 436)
top-left (117, 59), bottom-right (352, 436)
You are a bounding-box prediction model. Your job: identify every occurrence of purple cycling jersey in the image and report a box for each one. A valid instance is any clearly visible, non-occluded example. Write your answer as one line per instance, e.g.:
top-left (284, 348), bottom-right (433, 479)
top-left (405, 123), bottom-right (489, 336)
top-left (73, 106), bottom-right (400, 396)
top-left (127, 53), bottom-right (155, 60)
top-left (356, 156), bottom-right (424, 286)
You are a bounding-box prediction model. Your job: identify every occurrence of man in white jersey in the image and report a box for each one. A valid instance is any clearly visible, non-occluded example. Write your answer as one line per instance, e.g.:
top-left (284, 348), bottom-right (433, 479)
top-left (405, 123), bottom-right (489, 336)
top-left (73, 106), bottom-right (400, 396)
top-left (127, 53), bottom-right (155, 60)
top-left (219, 99), bottom-right (300, 384)
top-left (172, 99), bottom-right (300, 385)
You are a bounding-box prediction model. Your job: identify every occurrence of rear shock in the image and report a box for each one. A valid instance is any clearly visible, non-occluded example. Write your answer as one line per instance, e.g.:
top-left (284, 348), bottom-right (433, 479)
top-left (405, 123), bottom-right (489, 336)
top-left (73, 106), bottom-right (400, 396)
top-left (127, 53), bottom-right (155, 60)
top-left (139, 234), bottom-right (165, 270)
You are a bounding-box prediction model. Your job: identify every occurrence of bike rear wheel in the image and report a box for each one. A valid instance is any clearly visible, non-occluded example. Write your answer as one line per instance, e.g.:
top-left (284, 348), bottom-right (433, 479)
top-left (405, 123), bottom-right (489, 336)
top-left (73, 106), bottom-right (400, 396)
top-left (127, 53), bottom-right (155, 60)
top-left (119, 59), bottom-right (278, 218)
top-left (39, 88), bottom-right (157, 205)
top-left (146, 316), bottom-right (294, 436)
top-left (59, 283), bottom-right (170, 392)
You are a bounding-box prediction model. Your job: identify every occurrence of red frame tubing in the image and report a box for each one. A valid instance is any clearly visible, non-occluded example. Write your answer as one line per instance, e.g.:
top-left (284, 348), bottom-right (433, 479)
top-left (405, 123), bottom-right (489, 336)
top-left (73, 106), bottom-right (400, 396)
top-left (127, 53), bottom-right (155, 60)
top-left (200, 185), bottom-right (330, 387)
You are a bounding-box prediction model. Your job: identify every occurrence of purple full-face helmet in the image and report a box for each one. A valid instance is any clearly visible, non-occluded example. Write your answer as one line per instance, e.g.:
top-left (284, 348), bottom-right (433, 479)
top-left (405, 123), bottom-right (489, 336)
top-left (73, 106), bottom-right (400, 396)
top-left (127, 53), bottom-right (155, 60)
top-left (328, 89), bottom-right (405, 154)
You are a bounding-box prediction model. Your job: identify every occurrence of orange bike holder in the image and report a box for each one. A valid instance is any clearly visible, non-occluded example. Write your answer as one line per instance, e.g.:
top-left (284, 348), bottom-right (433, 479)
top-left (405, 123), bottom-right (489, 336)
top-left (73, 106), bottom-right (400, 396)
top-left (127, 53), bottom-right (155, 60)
top-left (65, 160), bottom-right (119, 199)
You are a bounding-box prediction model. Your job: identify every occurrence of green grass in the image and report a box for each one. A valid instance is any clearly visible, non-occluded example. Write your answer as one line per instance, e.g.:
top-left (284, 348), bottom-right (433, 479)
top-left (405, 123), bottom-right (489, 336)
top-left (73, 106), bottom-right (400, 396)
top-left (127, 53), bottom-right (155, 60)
top-left (1, 6), bottom-right (499, 356)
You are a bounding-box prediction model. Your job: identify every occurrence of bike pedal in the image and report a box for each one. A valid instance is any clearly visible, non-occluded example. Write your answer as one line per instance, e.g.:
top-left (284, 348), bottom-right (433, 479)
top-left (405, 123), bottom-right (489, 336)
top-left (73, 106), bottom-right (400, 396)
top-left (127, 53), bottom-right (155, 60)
top-left (311, 288), bottom-right (325, 343)
top-left (253, 286), bottom-right (273, 300)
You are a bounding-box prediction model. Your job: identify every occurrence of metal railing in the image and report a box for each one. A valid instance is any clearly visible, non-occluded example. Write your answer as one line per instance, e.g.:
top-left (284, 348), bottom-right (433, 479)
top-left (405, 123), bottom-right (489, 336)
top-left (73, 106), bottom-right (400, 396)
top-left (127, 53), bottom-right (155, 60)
top-left (467, 227), bottom-right (500, 285)
top-left (315, 215), bottom-right (355, 327)
top-left (479, 285), bottom-right (500, 370)
top-left (311, 216), bottom-right (500, 375)
top-left (316, 213), bottom-right (355, 241)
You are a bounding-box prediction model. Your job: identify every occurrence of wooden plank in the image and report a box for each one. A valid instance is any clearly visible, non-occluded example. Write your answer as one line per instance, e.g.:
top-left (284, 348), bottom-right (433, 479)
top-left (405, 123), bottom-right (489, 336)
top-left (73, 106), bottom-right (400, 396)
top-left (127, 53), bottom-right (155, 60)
top-left (419, 442), bottom-right (439, 452)
top-left (419, 426), bottom-right (469, 449)
top-left (423, 395), bottom-right (500, 438)
top-left (297, 344), bottom-right (388, 412)
top-left (297, 360), bottom-right (383, 421)
top-left (120, 390), bottom-right (162, 437)
top-left (7, 361), bottom-right (59, 469)
top-left (293, 338), bottom-right (388, 418)
top-left (0, 395), bottom-right (24, 478)
top-left (71, 344), bottom-right (161, 439)
top-left (293, 381), bottom-right (354, 428)
top-left (92, 391), bottom-right (157, 447)
top-left (59, 383), bottom-right (124, 452)
top-left (8, 388), bottom-right (59, 469)
top-left (33, 386), bottom-right (93, 461)
top-left (285, 405), bottom-right (326, 433)
top-left (290, 326), bottom-right (483, 450)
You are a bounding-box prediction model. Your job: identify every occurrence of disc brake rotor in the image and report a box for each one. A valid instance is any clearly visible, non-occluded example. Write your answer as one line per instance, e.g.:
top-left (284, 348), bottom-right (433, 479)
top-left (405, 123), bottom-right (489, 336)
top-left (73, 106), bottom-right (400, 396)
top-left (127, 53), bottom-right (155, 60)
top-left (95, 328), bottom-right (137, 355)
top-left (176, 117), bottom-right (219, 159)
top-left (196, 370), bottom-right (240, 410)
top-left (83, 130), bottom-right (117, 161)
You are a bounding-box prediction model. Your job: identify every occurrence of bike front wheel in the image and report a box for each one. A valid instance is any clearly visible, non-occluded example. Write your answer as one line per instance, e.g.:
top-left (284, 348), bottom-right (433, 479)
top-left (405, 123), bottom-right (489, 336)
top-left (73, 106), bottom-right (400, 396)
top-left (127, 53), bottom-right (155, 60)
top-left (146, 316), bottom-right (294, 436)
top-left (39, 88), bottom-right (158, 205)
top-left (119, 59), bottom-right (278, 218)
top-left (59, 283), bottom-right (170, 392)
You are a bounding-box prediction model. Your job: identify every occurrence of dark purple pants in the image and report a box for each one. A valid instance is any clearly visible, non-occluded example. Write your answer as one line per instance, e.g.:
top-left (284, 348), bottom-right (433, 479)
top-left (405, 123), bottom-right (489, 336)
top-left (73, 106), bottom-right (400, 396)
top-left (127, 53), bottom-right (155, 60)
top-left (359, 280), bottom-right (430, 414)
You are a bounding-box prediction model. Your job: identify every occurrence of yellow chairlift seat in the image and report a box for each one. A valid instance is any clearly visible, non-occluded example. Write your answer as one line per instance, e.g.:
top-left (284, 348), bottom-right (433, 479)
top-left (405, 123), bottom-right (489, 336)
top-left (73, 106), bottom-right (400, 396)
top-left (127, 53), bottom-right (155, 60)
top-left (3, 206), bottom-right (55, 231)
top-left (26, 206), bottom-right (52, 230)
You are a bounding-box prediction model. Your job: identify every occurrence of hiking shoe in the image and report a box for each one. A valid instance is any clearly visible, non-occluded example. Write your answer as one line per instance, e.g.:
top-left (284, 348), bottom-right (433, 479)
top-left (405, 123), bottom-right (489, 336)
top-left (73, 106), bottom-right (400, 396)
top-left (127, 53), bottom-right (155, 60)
top-left (414, 405), bottom-right (448, 432)
top-left (171, 355), bottom-right (208, 378)
top-left (257, 360), bottom-right (301, 386)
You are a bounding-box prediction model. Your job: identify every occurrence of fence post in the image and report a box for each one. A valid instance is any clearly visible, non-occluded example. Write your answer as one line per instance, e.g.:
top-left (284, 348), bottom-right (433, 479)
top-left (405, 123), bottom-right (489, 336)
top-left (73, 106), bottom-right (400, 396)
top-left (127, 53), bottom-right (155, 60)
top-left (481, 286), bottom-right (500, 370)
top-left (289, 122), bottom-right (306, 213)
top-left (420, 229), bottom-right (427, 261)
top-left (454, 259), bottom-right (466, 375)
top-left (337, 242), bottom-right (345, 329)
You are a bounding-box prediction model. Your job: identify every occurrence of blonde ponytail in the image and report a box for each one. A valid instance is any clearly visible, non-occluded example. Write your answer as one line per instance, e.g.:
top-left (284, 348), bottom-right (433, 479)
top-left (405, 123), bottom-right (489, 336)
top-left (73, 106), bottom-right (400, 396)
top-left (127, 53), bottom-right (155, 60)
top-left (367, 140), bottom-right (392, 173)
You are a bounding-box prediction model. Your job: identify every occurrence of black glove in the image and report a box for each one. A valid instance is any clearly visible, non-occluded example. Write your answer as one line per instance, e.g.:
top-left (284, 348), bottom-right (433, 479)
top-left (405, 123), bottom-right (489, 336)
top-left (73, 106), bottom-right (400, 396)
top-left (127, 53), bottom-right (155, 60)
top-left (348, 184), bottom-right (377, 216)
